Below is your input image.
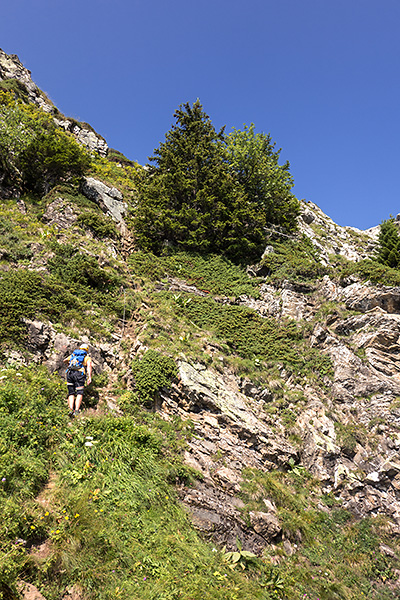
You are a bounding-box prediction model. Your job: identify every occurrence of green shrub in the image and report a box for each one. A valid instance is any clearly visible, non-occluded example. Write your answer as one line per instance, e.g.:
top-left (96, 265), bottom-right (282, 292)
top-left (0, 217), bottom-right (32, 262)
top-left (174, 294), bottom-right (332, 379)
top-left (130, 349), bottom-right (177, 407)
top-left (48, 243), bottom-right (121, 292)
top-left (20, 125), bottom-right (91, 195)
top-left (0, 78), bottom-right (31, 102)
top-left (106, 148), bottom-right (136, 167)
top-left (338, 258), bottom-right (400, 287)
top-left (0, 268), bottom-right (82, 343)
top-left (0, 91), bottom-right (91, 195)
top-left (76, 211), bottom-right (119, 239)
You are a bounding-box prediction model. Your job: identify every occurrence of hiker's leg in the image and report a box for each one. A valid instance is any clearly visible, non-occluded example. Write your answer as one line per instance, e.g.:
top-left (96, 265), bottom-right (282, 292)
top-left (67, 378), bottom-right (76, 411)
top-left (75, 388), bottom-right (84, 411)
top-left (68, 394), bottom-right (76, 411)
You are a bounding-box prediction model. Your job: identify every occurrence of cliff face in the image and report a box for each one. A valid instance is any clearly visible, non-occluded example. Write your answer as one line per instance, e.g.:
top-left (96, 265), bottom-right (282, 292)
top-left (2, 49), bottom-right (400, 600)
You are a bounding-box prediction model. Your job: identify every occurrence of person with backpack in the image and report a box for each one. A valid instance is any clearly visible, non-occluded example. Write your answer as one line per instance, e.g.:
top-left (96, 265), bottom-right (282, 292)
top-left (63, 343), bottom-right (92, 416)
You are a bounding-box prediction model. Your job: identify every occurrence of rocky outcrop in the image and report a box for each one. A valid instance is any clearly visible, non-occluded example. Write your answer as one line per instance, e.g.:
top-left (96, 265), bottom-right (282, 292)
top-left (42, 198), bottom-right (78, 230)
top-left (149, 274), bottom-right (400, 551)
top-left (0, 49), bottom-right (53, 113)
top-left (54, 118), bottom-right (108, 156)
top-left (298, 200), bottom-right (379, 264)
top-left (237, 281), bottom-right (314, 322)
top-left (81, 177), bottom-right (127, 228)
top-left (0, 48), bottom-right (108, 156)
top-left (157, 360), bottom-right (297, 551)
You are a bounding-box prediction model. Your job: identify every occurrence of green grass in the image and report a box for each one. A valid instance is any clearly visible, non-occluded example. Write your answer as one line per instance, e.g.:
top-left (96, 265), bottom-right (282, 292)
top-left (0, 366), bottom-right (271, 600)
top-left (239, 468), bottom-right (399, 600)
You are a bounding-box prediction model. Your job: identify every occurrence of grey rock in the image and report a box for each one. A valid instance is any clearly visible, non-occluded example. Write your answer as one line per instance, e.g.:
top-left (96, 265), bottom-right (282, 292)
top-left (181, 482), bottom-right (268, 554)
top-left (249, 511), bottom-right (282, 540)
top-left (261, 245), bottom-right (275, 259)
top-left (297, 200), bottom-right (379, 265)
top-left (81, 177), bottom-right (127, 226)
top-left (301, 209), bottom-right (315, 224)
top-left (42, 198), bottom-right (77, 230)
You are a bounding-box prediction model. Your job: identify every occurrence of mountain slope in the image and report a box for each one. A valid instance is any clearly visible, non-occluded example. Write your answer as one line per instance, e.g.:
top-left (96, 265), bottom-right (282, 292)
top-left (0, 48), bottom-right (400, 600)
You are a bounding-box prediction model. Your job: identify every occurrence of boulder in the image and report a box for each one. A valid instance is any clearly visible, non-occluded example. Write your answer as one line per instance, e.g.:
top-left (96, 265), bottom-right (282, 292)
top-left (81, 177), bottom-right (127, 226)
top-left (249, 510), bottom-right (282, 540)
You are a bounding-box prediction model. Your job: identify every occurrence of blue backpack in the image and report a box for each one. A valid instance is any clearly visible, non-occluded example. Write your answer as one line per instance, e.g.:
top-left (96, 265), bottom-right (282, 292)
top-left (68, 349), bottom-right (87, 371)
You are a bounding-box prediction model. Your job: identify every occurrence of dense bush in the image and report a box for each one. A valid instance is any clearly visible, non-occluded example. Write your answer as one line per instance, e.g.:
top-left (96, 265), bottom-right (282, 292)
top-left (0, 217), bottom-right (32, 262)
top-left (48, 243), bottom-right (121, 292)
top-left (226, 123), bottom-right (300, 232)
top-left (0, 268), bottom-right (83, 344)
top-left (130, 349), bottom-right (177, 407)
top-left (76, 211), bottom-right (119, 239)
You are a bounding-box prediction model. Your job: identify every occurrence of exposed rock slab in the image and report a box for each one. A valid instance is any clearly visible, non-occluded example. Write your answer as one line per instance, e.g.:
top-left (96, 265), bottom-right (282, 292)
top-left (158, 361), bottom-right (296, 551)
top-left (42, 198), bottom-right (78, 230)
top-left (81, 177), bottom-right (127, 227)
top-left (5, 319), bottom-right (118, 376)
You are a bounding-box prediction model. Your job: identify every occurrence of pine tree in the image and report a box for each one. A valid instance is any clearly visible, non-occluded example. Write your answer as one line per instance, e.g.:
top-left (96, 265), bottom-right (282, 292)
top-left (134, 101), bottom-right (266, 260)
top-left (376, 218), bottom-right (400, 268)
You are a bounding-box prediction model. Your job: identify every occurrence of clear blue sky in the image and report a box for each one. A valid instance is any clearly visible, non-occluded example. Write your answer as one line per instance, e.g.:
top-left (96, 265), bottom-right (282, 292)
top-left (1, 0), bottom-right (399, 229)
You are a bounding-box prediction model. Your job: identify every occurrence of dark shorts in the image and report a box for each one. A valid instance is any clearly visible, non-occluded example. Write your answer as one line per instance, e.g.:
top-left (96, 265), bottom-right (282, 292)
top-left (66, 370), bottom-right (86, 396)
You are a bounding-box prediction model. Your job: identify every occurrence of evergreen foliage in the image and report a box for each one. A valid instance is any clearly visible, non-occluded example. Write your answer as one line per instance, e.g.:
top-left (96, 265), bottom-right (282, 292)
top-left (375, 218), bottom-right (400, 268)
top-left (76, 210), bottom-right (119, 239)
top-left (130, 349), bottom-right (177, 407)
top-left (134, 100), bottom-right (267, 260)
top-left (226, 123), bottom-right (300, 232)
top-left (0, 269), bottom-right (82, 344)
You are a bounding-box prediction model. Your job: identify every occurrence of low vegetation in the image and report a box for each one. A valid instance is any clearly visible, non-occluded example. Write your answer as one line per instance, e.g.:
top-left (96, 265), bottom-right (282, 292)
top-left (0, 367), bottom-right (274, 600)
top-left (1, 77), bottom-right (400, 600)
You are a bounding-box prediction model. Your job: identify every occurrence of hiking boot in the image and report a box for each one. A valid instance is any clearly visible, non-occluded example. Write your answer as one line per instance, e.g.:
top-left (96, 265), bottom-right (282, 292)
top-left (74, 409), bottom-right (81, 416)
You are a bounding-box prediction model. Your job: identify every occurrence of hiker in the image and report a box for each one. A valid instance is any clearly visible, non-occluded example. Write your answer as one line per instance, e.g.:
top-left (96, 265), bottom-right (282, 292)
top-left (63, 343), bottom-right (92, 416)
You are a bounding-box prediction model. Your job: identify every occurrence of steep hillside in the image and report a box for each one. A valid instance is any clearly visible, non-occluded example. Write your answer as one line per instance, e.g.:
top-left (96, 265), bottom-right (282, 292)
top-left (1, 48), bottom-right (400, 600)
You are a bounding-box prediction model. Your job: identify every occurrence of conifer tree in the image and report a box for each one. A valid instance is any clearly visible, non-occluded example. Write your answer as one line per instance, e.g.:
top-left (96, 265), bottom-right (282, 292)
top-left (376, 218), bottom-right (400, 268)
top-left (134, 101), bottom-right (267, 260)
